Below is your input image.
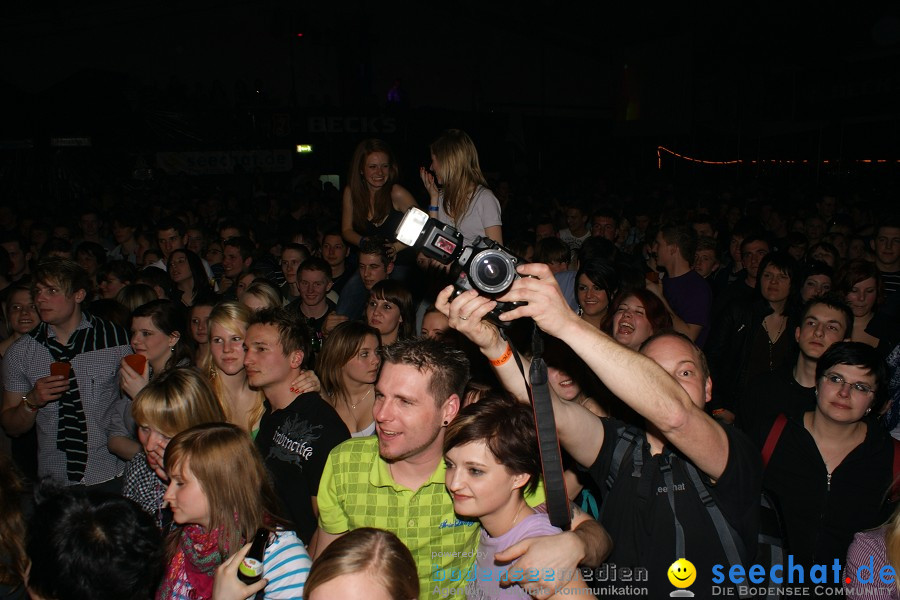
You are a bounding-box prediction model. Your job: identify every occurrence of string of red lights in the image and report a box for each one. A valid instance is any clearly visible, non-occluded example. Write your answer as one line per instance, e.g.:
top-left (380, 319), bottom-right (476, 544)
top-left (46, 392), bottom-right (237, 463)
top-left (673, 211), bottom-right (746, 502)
top-left (656, 146), bottom-right (900, 169)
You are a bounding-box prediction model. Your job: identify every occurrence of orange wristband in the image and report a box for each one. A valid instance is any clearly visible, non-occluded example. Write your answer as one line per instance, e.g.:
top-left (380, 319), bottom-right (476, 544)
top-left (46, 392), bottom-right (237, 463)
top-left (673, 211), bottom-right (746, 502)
top-left (489, 344), bottom-right (513, 367)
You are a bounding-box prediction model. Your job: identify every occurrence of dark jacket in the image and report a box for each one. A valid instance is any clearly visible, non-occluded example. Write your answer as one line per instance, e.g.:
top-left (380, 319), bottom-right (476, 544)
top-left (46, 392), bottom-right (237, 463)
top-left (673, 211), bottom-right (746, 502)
top-left (706, 296), bottom-right (798, 413)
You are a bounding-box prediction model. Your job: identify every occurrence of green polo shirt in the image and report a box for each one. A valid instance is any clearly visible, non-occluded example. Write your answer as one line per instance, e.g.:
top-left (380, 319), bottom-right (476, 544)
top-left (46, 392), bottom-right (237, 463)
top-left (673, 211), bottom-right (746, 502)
top-left (318, 437), bottom-right (478, 598)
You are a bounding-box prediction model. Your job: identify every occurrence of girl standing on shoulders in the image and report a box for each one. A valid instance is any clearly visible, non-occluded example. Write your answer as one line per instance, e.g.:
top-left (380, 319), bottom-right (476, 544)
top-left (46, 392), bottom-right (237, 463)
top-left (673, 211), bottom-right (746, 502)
top-left (420, 129), bottom-right (502, 245)
top-left (342, 139), bottom-right (418, 260)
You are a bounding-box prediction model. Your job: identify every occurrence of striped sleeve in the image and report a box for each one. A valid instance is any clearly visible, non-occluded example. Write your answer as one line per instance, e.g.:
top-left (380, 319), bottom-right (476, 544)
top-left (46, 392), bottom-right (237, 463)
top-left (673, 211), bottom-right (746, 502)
top-left (843, 527), bottom-right (894, 600)
top-left (263, 530), bottom-right (311, 599)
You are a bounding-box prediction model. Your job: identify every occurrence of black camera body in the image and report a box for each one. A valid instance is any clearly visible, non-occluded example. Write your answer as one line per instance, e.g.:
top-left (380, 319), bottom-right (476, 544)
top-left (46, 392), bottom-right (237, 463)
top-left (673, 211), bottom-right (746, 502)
top-left (395, 208), bottom-right (524, 321)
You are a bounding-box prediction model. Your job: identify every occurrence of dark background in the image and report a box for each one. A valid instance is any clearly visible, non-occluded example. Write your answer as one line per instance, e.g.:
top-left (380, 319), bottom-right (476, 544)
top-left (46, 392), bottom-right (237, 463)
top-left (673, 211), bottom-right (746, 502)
top-left (1, 1), bottom-right (899, 204)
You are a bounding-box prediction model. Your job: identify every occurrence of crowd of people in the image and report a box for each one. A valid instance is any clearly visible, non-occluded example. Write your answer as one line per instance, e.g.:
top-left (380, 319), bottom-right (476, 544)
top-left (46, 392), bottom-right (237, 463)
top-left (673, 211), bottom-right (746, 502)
top-left (0, 129), bottom-right (898, 599)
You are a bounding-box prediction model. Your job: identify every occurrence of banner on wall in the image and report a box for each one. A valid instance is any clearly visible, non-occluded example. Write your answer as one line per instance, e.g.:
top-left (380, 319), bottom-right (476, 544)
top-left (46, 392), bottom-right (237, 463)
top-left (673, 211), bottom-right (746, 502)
top-left (156, 149), bottom-right (292, 175)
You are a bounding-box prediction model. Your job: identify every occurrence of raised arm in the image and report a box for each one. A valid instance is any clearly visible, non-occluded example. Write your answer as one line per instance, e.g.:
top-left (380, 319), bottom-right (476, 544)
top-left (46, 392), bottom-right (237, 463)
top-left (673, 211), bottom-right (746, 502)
top-left (435, 287), bottom-right (605, 467)
top-left (497, 264), bottom-right (730, 479)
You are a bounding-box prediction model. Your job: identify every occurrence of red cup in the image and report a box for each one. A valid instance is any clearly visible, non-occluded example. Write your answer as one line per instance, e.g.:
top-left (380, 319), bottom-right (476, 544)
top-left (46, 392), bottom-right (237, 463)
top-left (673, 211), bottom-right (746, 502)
top-left (50, 362), bottom-right (71, 378)
top-left (123, 354), bottom-right (147, 375)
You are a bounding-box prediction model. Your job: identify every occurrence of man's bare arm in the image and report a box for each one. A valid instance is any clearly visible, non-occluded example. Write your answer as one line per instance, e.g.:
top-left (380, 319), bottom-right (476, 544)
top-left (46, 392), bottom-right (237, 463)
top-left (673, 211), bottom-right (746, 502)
top-left (311, 528), bottom-right (344, 559)
top-left (436, 288), bottom-right (605, 466)
top-left (497, 264), bottom-right (730, 479)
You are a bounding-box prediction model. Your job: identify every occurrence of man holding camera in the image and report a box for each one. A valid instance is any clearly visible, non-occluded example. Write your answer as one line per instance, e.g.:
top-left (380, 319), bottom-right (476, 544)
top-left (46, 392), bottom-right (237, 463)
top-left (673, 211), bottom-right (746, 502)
top-left (437, 263), bottom-right (761, 598)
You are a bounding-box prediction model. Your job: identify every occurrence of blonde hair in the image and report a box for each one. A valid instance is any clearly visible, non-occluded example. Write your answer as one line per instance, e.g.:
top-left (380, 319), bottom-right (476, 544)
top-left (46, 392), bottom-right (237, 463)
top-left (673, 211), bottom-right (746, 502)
top-left (131, 368), bottom-right (226, 436)
top-left (303, 528), bottom-right (418, 600)
top-left (164, 423), bottom-right (285, 558)
top-left (430, 129), bottom-right (488, 221)
top-left (202, 301), bottom-right (265, 432)
top-left (243, 280), bottom-right (282, 311)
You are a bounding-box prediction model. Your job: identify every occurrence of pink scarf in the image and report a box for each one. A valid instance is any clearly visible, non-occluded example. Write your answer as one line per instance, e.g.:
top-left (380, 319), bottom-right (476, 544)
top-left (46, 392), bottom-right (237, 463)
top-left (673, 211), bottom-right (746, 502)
top-left (157, 525), bottom-right (228, 600)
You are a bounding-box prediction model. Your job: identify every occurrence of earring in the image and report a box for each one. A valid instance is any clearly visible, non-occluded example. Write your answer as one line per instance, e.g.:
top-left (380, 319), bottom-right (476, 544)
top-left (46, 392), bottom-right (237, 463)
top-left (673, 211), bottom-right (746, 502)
top-left (865, 408), bottom-right (872, 416)
top-left (170, 346), bottom-right (175, 353)
top-left (442, 420), bottom-right (449, 426)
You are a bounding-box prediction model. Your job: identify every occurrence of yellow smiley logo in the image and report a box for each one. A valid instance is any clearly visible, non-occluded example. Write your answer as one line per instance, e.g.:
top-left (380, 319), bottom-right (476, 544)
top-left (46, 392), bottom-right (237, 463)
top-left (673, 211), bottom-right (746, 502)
top-left (668, 558), bottom-right (696, 588)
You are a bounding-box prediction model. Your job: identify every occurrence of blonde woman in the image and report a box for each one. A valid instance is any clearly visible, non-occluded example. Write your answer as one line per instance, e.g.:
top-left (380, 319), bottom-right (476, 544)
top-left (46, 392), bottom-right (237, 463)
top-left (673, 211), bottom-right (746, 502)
top-left (241, 280), bottom-right (282, 312)
top-left (123, 368), bottom-right (226, 529)
top-left (204, 302), bottom-right (267, 436)
top-left (419, 129), bottom-right (502, 245)
top-left (204, 301), bottom-right (319, 438)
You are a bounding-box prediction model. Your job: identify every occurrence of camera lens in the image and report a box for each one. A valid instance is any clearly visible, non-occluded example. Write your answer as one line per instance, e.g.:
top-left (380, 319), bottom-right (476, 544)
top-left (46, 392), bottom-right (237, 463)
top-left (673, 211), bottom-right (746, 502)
top-left (470, 249), bottom-right (516, 295)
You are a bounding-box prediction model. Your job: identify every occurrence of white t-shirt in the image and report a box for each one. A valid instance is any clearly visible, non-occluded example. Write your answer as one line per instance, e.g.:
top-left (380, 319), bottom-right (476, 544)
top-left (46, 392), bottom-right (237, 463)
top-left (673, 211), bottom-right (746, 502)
top-left (437, 185), bottom-right (502, 246)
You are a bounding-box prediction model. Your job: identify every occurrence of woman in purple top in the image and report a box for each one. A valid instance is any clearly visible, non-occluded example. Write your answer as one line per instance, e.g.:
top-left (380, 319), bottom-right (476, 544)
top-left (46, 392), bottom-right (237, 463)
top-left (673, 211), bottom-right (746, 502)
top-left (443, 392), bottom-right (589, 599)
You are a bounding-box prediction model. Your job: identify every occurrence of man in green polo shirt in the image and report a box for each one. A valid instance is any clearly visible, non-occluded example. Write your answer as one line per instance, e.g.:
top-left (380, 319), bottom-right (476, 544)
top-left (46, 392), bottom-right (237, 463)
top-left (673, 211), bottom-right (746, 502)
top-left (314, 337), bottom-right (609, 600)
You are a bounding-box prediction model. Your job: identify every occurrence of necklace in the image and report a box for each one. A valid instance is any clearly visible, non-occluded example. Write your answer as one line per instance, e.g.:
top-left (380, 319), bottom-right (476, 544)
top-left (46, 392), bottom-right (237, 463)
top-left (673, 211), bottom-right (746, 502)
top-left (510, 503), bottom-right (526, 530)
top-left (762, 315), bottom-right (787, 370)
top-left (348, 387), bottom-right (373, 410)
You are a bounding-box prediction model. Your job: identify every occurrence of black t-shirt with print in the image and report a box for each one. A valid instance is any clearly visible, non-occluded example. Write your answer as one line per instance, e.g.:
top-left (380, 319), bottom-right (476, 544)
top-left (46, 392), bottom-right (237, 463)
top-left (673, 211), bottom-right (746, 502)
top-left (255, 392), bottom-right (350, 544)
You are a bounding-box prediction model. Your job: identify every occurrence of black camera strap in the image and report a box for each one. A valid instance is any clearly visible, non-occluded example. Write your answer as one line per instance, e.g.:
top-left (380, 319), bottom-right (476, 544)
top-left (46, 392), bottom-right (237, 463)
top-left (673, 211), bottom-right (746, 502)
top-left (507, 326), bottom-right (571, 531)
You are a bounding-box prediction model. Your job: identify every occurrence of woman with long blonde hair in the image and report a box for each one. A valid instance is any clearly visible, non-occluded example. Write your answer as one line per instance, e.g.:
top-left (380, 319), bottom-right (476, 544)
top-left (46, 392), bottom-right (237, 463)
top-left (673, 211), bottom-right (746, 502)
top-left (159, 423), bottom-right (310, 599)
top-left (420, 129), bottom-right (502, 245)
top-left (203, 302), bottom-right (267, 436)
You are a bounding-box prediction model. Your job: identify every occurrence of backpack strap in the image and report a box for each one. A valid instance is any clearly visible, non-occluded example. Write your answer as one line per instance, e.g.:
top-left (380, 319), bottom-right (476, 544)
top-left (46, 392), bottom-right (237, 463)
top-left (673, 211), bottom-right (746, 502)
top-left (761, 414), bottom-right (788, 468)
top-left (605, 426), bottom-right (644, 490)
top-left (660, 457), bottom-right (686, 559)
top-left (684, 461), bottom-right (745, 569)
